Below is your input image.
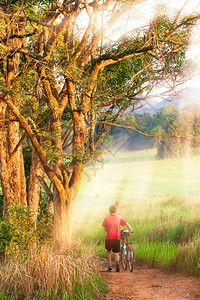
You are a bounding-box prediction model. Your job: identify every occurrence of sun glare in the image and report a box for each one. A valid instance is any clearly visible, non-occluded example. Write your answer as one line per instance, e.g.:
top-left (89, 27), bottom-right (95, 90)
top-left (75, 151), bottom-right (156, 210)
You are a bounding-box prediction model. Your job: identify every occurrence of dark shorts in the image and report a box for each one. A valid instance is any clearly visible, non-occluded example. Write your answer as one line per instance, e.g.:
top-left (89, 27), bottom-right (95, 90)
top-left (105, 239), bottom-right (120, 253)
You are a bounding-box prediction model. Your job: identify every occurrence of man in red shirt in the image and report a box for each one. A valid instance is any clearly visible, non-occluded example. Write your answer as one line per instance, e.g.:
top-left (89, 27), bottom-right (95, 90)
top-left (102, 204), bottom-right (133, 272)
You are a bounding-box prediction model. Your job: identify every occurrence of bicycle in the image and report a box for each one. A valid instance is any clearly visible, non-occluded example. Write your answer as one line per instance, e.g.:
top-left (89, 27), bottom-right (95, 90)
top-left (120, 229), bottom-right (134, 272)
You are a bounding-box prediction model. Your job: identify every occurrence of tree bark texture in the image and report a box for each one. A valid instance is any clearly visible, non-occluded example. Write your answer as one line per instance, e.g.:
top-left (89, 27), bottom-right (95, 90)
top-left (0, 102), bottom-right (27, 217)
top-left (27, 148), bottom-right (46, 221)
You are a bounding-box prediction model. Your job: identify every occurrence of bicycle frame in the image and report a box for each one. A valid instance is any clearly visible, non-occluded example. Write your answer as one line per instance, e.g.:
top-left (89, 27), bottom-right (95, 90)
top-left (120, 229), bottom-right (134, 272)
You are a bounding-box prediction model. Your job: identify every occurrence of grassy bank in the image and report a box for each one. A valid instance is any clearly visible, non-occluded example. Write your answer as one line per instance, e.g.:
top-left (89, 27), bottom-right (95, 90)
top-left (0, 244), bottom-right (108, 299)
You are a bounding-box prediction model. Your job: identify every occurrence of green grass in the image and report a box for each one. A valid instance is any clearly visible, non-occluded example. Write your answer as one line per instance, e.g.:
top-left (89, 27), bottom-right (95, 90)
top-left (73, 150), bottom-right (200, 276)
top-left (73, 197), bottom-right (200, 276)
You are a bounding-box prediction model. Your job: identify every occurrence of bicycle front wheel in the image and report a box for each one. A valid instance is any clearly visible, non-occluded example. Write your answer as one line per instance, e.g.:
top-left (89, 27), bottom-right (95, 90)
top-left (120, 247), bottom-right (127, 270)
top-left (127, 247), bottom-right (134, 272)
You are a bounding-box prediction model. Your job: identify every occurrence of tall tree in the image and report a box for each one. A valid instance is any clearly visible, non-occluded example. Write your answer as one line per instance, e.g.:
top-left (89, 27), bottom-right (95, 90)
top-left (0, 3), bottom-right (27, 216)
top-left (0, 0), bottom-right (199, 247)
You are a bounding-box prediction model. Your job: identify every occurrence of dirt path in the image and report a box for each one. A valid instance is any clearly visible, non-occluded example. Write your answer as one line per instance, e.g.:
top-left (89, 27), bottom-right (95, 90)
top-left (100, 265), bottom-right (200, 300)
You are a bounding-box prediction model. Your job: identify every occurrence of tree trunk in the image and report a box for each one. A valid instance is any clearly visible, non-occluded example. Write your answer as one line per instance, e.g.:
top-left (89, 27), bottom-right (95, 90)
top-left (53, 186), bottom-right (70, 250)
top-left (0, 9), bottom-right (27, 217)
top-left (0, 103), bottom-right (27, 217)
top-left (27, 148), bottom-right (46, 222)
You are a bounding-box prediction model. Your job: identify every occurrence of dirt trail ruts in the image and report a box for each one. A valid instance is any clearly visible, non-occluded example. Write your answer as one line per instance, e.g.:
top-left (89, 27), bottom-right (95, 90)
top-left (100, 266), bottom-right (200, 300)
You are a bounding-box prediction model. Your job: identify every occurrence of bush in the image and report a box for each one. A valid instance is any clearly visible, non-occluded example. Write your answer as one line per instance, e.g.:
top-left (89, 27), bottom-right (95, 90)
top-left (0, 193), bottom-right (54, 258)
top-left (0, 221), bottom-right (11, 257)
top-left (0, 204), bottom-right (36, 259)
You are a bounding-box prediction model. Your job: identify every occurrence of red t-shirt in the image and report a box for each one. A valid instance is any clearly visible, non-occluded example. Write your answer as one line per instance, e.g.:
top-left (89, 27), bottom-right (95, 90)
top-left (102, 214), bottom-right (126, 240)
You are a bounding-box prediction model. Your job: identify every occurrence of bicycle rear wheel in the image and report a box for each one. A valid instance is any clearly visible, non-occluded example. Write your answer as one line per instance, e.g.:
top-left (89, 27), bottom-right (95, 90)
top-left (120, 247), bottom-right (127, 270)
top-left (127, 247), bottom-right (134, 272)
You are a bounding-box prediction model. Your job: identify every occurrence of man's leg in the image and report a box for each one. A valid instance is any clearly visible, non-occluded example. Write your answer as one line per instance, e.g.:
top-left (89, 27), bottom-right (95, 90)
top-left (114, 252), bottom-right (120, 272)
top-left (114, 252), bottom-right (119, 262)
top-left (107, 250), bottom-right (112, 271)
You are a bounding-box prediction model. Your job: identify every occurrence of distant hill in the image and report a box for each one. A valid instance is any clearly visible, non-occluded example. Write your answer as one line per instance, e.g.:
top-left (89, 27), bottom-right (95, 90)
top-left (132, 87), bottom-right (200, 115)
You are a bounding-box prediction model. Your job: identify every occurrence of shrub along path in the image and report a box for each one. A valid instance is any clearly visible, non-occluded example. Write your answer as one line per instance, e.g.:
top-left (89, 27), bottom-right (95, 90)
top-left (100, 266), bottom-right (200, 300)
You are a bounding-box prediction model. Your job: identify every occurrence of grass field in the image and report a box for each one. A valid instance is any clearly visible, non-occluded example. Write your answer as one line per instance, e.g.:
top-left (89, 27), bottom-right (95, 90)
top-left (73, 149), bottom-right (200, 276)
top-left (75, 149), bottom-right (200, 209)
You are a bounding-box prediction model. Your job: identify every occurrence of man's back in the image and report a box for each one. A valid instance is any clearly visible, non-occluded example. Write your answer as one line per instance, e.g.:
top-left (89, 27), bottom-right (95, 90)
top-left (102, 214), bottom-right (126, 240)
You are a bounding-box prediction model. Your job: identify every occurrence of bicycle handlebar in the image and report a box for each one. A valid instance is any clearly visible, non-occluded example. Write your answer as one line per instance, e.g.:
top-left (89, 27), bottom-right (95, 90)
top-left (120, 229), bottom-right (134, 239)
